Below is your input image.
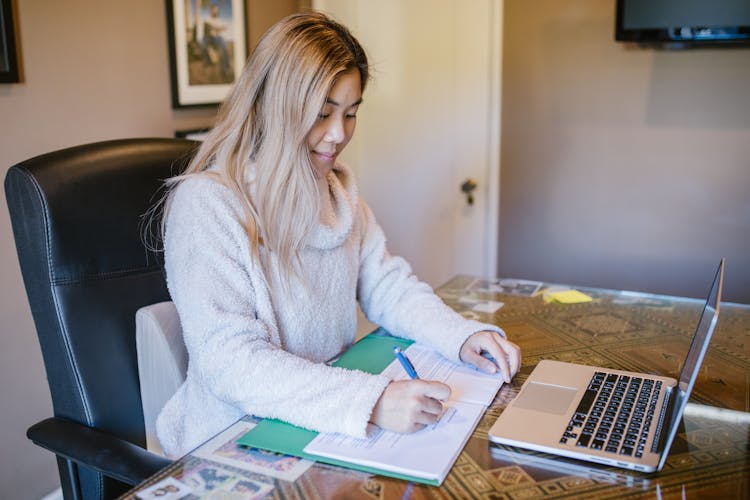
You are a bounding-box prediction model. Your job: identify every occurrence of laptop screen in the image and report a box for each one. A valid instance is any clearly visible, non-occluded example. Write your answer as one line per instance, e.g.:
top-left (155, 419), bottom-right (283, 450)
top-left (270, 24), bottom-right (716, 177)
top-left (677, 260), bottom-right (723, 395)
top-left (657, 259), bottom-right (724, 469)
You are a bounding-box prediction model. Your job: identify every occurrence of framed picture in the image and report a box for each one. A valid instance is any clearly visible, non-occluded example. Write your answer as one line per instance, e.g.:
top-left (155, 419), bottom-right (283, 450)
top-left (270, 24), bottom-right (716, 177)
top-left (175, 127), bottom-right (210, 140)
top-left (166, 0), bottom-right (247, 108)
top-left (0, 0), bottom-right (20, 83)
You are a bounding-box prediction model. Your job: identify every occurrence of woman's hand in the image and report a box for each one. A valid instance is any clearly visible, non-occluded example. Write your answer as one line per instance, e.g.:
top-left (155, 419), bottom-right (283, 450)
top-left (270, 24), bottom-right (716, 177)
top-left (460, 330), bottom-right (521, 383)
top-left (370, 380), bottom-right (451, 433)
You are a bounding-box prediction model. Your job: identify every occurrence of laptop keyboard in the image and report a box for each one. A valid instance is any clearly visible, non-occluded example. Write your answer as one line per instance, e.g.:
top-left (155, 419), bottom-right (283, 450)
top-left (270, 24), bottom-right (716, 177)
top-left (559, 372), bottom-right (662, 458)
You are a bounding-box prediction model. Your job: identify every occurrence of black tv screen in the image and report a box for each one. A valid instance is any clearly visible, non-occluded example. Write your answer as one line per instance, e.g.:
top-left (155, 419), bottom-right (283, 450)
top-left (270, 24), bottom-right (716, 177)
top-left (616, 0), bottom-right (750, 47)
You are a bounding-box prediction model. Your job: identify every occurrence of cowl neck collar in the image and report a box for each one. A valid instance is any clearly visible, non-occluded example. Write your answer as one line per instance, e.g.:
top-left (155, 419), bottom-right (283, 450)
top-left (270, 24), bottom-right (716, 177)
top-left (306, 162), bottom-right (357, 250)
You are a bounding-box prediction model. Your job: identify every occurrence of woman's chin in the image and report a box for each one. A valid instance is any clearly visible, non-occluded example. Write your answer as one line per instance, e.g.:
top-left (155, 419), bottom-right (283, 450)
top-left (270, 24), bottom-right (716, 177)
top-left (311, 161), bottom-right (334, 179)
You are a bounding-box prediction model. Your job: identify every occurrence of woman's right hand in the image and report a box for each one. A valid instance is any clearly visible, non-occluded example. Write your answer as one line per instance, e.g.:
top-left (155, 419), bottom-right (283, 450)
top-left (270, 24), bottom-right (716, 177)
top-left (370, 380), bottom-right (451, 433)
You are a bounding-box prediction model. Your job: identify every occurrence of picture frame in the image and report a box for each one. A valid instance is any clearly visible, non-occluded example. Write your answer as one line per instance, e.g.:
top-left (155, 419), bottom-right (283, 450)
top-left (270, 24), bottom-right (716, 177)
top-left (166, 0), bottom-right (247, 108)
top-left (0, 0), bottom-right (20, 83)
top-left (175, 127), bottom-right (210, 140)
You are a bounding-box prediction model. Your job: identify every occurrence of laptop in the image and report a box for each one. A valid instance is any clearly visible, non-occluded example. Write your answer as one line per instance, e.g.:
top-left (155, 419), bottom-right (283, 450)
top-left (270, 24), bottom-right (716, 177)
top-left (488, 259), bottom-right (724, 473)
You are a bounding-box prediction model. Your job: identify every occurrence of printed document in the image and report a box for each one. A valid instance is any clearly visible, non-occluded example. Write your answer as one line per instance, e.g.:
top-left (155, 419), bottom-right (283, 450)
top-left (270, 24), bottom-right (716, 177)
top-left (379, 343), bottom-right (505, 405)
top-left (303, 401), bottom-right (483, 482)
top-left (303, 343), bottom-right (504, 483)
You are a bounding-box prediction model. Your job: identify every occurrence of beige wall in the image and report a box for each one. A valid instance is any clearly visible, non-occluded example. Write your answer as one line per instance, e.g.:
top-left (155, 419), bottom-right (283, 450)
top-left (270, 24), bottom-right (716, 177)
top-left (500, 0), bottom-right (750, 304)
top-left (0, 1), bottom-right (303, 498)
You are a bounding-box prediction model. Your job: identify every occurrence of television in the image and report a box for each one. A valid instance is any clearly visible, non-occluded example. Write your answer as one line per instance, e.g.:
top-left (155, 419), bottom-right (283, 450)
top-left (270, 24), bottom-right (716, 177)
top-left (616, 0), bottom-right (750, 48)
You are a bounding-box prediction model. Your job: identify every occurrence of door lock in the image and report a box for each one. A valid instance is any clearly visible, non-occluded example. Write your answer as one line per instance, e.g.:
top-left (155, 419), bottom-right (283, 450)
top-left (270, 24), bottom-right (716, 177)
top-left (461, 178), bottom-right (478, 205)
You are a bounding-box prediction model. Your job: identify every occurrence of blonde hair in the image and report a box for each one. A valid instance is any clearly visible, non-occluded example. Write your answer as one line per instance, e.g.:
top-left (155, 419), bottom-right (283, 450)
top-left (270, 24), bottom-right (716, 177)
top-left (162, 12), bottom-right (369, 290)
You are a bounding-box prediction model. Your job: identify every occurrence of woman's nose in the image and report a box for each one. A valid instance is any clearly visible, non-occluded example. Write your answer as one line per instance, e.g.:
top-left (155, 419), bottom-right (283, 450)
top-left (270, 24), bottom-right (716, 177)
top-left (324, 118), bottom-right (345, 143)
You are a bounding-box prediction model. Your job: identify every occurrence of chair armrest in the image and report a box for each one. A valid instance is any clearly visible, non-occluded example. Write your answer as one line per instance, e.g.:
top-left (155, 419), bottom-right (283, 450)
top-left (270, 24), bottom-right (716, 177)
top-left (27, 417), bottom-right (173, 486)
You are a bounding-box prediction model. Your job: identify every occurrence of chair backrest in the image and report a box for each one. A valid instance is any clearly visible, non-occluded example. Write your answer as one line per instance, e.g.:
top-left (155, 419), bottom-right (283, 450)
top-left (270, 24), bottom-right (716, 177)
top-left (5, 138), bottom-right (196, 499)
top-left (135, 301), bottom-right (187, 456)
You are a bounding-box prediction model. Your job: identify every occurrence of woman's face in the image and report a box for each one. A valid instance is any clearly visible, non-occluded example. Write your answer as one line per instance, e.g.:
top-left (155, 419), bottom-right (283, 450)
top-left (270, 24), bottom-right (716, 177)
top-left (307, 68), bottom-right (362, 179)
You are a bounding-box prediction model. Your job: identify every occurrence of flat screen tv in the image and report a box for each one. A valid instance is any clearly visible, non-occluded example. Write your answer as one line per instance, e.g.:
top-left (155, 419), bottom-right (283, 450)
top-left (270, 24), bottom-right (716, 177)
top-left (616, 0), bottom-right (750, 48)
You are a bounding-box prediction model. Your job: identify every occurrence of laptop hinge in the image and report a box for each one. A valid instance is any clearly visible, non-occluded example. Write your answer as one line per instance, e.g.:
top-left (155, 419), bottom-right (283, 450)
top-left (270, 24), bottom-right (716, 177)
top-left (651, 387), bottom-right (676, 454)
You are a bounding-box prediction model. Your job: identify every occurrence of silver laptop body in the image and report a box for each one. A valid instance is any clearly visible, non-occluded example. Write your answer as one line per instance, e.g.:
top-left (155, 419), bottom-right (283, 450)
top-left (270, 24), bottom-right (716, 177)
top-left (488, 259), bottom-right (724, 473)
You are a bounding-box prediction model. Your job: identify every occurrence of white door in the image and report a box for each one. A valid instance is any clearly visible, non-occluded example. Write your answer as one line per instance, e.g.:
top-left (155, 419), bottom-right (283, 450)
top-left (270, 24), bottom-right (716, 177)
top-left (314, 0), bottom-right (502, 288)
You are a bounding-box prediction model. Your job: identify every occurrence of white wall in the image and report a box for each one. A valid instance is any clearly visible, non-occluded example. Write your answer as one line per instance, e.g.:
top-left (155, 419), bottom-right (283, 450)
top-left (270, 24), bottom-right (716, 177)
top-left (314, 0), bottom-right (502, 287)
top-left (499, 0), bottom-right (750, 303)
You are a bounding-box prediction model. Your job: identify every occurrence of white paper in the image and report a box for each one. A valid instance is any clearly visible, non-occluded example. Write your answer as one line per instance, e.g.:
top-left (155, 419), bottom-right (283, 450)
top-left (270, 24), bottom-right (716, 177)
top-left (303, 400), bottom-right (484, 482)
top-left (303, 343), bottom-right (505, 483)
top-left (380, 343), bottom-right (504, 406)
top-left (473, 300), bottom-right (504, 314)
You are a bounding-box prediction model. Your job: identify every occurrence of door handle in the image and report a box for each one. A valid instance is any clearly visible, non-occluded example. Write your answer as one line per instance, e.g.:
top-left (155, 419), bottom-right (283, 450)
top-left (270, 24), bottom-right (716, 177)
top-left (461, 178), bottom-right (477, 205)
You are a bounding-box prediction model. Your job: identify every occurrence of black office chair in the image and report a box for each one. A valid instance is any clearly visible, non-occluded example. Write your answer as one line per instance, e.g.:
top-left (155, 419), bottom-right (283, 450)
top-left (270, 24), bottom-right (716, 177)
top-left (5, 138), bottom-right (198, 500)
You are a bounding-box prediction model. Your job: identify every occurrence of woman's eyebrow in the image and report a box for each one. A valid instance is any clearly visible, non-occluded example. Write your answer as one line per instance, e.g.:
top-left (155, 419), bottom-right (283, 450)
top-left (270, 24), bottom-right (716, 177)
top-left (325, 97), bottom-right (364, 108)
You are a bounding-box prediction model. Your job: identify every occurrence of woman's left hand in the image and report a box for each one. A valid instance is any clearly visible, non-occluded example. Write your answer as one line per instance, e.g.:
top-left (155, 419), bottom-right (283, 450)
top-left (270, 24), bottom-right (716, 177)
top-left (459, 330), bottom-right (521, 383)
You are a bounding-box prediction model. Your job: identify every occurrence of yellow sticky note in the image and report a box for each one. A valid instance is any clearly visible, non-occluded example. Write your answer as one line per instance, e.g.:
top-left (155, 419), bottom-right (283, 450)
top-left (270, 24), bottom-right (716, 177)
top-left (547, 289), bottom-right (593, 304)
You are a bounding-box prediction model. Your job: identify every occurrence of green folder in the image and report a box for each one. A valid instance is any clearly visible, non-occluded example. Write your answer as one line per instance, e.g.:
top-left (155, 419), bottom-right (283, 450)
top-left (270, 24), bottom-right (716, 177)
top-left (235, 332), bottom-right (443, 485)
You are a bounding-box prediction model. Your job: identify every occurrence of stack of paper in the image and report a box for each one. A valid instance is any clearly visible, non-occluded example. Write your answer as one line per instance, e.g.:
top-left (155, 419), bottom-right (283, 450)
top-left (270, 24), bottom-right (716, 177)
top-left (238, 334), bottom-right (504, 485)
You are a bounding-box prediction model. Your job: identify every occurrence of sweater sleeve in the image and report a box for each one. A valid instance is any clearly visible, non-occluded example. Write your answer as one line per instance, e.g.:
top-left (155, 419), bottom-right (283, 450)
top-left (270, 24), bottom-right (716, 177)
top-left (165, 176), bottom-right (390, 438)
top-left (355, 201), bottom-right (505, 363)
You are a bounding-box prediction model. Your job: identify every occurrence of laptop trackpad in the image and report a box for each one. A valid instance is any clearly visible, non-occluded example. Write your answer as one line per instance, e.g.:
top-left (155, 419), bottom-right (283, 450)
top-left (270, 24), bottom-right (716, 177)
top-left (514, 382), bottom-right (578, 415)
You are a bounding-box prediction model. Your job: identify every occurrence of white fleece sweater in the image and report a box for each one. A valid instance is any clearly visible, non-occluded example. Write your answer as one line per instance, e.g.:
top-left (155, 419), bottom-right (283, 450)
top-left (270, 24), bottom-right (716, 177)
top-left (155, 162), bottom-right (504, 457)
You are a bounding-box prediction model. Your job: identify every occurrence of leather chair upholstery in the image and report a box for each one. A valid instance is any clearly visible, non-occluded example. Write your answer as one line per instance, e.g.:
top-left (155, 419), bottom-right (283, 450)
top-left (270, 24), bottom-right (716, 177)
top-left (5, 138), bottom-right (197, 499)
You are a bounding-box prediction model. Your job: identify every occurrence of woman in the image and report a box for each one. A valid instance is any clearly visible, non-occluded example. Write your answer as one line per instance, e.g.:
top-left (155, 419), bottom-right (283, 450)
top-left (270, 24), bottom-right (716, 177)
top-left (156, 11), bottom-right (521, 458)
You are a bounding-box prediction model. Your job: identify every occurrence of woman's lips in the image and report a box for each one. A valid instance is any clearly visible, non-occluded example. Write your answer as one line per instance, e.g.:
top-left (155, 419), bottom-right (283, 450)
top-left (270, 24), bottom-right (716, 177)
top-left (313, 150), bottom-right (336, 162)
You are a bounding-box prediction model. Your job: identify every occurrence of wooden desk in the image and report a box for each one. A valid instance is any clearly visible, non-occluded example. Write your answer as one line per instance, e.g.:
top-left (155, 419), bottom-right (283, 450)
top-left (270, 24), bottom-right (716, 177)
top-left (121, 276), bottom-right (750, 499)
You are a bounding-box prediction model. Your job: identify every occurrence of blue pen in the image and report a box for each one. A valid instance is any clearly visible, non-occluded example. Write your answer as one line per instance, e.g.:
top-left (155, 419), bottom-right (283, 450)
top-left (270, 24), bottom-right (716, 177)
top-left (393, 346), bottom-right (419, 379)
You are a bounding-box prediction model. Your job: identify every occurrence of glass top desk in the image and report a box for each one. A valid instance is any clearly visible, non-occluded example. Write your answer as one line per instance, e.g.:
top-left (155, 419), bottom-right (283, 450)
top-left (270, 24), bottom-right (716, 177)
top-left (121, 276), bottom-right (749, 499)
